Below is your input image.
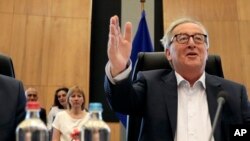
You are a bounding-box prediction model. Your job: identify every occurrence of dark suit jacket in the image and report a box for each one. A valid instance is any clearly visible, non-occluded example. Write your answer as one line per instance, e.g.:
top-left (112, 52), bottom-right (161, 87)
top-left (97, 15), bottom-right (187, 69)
top-left (104, 70), bottom-right (250, 141)
top-left (40, 107), bottom-right (47, 125)
top-left (0, 75), bottom-right (26, 141)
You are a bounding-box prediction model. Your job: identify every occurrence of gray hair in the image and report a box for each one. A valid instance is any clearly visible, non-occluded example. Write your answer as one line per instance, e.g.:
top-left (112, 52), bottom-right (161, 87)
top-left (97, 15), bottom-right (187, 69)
top-left (25, 87), bottom-right (38, 97)
top-left (160, 18), bottom-right (209, 50)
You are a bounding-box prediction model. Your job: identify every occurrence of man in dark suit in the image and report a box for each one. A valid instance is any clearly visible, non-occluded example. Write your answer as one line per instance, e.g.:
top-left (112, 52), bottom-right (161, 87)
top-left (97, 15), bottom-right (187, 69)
top-left (0, 75), bottom-right (26, 141)
top-left (104, 16), bottom-right (250, 141)
top-left (25, 87), bottom-right (47, 125)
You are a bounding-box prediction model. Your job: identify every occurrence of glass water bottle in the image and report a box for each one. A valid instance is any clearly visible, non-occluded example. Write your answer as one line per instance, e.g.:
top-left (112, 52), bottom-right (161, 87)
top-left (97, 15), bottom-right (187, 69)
top-left (81, 102), bottom-right (110, 141)
top-left (16, 101), bottom-right (49, 141)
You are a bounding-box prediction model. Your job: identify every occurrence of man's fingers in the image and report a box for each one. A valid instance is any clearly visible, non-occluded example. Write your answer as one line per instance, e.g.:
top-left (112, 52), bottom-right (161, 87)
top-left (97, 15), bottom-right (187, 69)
top-left (110, 15), bottom-right (120, 35)
top-left (124, 22), bottom-right (132, 43)
top-left (110, 15), bottom-right (118, 26)
top-left (108, 41), bottom-right (116, 63)
top-left (109, 16), bottom-right (119, 52)
top-left (108, 35), bottom-right (117, 54)
top-left (110, 24), bottom-right (116, 37)
top-left (115, 15), bottom-right (120, 31)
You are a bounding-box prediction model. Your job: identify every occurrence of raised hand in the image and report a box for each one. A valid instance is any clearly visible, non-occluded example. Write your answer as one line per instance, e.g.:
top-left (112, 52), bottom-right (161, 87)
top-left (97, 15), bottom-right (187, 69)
top-left (107, 15), bottom-right (132, 77)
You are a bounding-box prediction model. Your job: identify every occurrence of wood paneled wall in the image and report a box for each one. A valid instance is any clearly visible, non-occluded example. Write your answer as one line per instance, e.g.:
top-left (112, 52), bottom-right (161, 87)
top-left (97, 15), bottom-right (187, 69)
top-left (0, 1), bottom-right (121, 140)
top-left (0, 0), bottom-right (92, 110)
top-left (163, 0), bottom-right (250, 98)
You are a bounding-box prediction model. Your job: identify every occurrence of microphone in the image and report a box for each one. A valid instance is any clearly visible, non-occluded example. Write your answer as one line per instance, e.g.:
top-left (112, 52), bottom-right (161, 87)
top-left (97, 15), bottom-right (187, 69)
top-left (208, 91), bottom-right (228, 141)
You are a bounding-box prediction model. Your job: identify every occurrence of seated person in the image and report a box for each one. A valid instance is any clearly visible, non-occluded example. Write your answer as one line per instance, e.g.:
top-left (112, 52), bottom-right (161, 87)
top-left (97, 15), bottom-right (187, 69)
top-left (104, 16), bottom-right (250, 141)
top-left (52, 86), bottom-right (89, 141)
top-left (25, 87), bottom-right (47, 124)
top-left (47, 87), bottom-right (68, 130)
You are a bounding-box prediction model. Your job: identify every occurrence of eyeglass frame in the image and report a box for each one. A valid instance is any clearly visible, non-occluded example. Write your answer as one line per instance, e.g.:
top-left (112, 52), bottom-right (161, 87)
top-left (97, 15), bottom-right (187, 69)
top-left (168, 33), bottom-right (208, 46)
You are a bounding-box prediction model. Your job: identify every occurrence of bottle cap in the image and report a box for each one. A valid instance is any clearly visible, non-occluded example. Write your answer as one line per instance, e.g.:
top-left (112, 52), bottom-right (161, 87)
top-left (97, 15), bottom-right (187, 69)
top-left (89, 102), bottom-right (103, 112)
top-left (26, 101), bottom-right (40, 110)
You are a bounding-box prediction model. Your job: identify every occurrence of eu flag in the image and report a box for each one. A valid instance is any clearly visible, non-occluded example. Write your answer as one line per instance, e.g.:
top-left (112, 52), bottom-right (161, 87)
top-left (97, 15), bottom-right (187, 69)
top-left (131, 10), bottom-right (154, 67)
top-left (118, 10), bottom-right (154, 128)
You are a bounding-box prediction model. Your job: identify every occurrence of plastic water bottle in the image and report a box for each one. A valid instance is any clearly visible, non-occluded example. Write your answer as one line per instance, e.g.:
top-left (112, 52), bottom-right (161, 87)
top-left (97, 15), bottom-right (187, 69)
top-left (16, 101), bottom-right (49, 141)
top-left (81, 102), bottom-right (110, 141)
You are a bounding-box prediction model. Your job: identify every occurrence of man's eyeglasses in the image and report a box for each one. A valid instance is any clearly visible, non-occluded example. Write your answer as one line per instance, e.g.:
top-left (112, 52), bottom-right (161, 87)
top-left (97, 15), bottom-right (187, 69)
top-left (169, 33), bottom-right (207, 45)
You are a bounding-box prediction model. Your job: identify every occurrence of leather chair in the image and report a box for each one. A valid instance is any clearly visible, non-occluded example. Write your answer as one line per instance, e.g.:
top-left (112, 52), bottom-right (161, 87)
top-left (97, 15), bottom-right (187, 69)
top-left (127, 51), bottom-right (224, 141)
top-left (0, 53), bottom-right (15, 78)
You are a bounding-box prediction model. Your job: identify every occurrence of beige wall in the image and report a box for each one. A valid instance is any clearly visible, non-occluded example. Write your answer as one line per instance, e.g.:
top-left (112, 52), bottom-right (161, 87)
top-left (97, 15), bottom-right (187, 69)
top-left (163, 0), bottom-right (250, 98)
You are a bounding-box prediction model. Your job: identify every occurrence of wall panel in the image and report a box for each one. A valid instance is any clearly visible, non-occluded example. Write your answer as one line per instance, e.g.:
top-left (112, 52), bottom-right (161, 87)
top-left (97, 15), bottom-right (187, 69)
top-left (0, 13), bottom-right (12, 53)
top-left (0, 0), bottom-right (14, 13)
top-left (239, 21), bottom-right (250, 92)
top-left (108, 123), bottom-right (122, 141)
top-left (20, 16), bottom-right (47, 85)
top-left (14, 0), bottom-right (49, 15)
top-left (10, 14), bottom-right (27, 77)
top-left (237, 0), bottom-right (250, 20)
top-left (204, 21), bottom-right (244, 83)
top-left (52, 0), bottom-right (90, 18)
top-left (164, 0), bottom-right (238, 21)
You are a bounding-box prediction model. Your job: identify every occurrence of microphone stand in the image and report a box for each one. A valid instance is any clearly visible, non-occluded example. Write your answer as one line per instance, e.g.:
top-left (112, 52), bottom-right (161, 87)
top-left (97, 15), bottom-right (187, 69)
top-left (208, 97), bottom-right (225, 141)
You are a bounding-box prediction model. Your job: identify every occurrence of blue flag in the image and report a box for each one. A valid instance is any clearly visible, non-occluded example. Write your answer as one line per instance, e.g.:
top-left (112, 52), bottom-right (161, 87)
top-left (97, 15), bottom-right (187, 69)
top-left (117, 10), bottom-right (154, 128)
top-left (131, 10), bottom-right (154, 67)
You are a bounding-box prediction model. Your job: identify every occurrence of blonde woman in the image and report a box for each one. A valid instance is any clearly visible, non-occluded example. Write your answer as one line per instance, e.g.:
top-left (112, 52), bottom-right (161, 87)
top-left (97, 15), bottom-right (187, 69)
top-left (52, 86), bottom-right (90, 141)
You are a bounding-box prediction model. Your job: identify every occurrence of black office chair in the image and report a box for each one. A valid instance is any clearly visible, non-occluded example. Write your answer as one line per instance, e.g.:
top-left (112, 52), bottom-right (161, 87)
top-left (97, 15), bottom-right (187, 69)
top-left (127, 51), bottom-right (224, 141)
top-left (0, 53), bottom-right (15, 78)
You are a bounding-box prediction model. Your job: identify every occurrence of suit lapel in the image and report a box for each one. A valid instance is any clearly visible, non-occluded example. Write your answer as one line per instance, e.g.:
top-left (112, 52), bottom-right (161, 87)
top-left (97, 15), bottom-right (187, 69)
top-left (205, 73), bottom-right (223, 141)
top-left (161, 71), bottom-right (178, 138)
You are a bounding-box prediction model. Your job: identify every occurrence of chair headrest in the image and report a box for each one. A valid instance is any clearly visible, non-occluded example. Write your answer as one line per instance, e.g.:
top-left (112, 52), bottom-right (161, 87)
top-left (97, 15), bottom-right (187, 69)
top-left (132, 52), bottom-right (224, 79)
top-left (0, 53), bottom-right (15, 78)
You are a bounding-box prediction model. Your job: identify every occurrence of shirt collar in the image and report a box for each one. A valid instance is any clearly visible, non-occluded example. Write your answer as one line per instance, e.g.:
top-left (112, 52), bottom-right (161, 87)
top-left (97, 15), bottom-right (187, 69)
top-left (175, 71), bottom-right (206, 88)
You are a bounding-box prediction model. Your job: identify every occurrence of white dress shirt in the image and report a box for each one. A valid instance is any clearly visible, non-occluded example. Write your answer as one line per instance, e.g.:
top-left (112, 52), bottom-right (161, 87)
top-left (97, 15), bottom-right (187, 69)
top-left (175, 72), bottom-right (214, 141)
